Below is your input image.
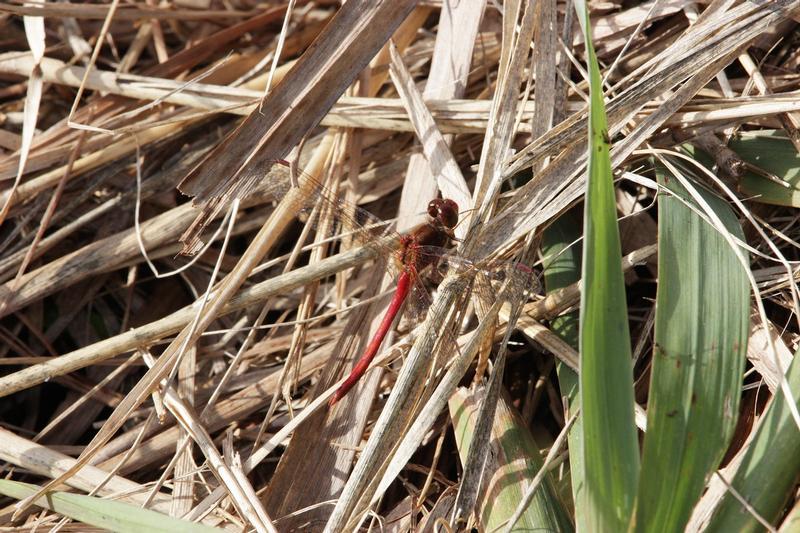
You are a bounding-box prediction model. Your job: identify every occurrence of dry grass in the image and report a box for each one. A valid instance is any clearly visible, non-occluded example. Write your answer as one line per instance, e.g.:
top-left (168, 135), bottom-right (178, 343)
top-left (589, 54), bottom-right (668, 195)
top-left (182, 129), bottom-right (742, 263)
top-left (0, 1), bottom-right (798, 531)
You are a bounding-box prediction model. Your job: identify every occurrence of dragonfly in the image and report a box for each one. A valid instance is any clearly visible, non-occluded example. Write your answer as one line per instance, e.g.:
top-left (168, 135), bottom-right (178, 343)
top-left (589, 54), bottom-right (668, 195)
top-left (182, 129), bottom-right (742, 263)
top-left (177, 156), bottom-right (534, 407)
top-left (326, 197), bottom-right (460, 406)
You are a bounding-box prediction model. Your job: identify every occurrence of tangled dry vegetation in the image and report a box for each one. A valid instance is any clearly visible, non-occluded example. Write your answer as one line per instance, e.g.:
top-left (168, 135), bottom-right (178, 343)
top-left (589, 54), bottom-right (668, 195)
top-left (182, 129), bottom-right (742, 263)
top-left (0, 0), bottom-right (799, 531)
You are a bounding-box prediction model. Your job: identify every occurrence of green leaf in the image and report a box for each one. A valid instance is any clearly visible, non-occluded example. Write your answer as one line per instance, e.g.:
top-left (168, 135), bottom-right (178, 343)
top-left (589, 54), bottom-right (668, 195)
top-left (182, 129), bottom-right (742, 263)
top-left (705, 347), bottom-right (800, 532)
top-left (0, 480), bottom-right (221, 533)
top-left (574, 1), bottom-right (640, 530)
top-left (542, 206), bottom-right (584, 528)
top-left (635, 166), bottom-right (750, 532)
top-left (732, 130), bottom-right (800, 207)
top-left (686, 130), bottom-right (800, 207)
top-left (449, 389), bottom-right (574, 532)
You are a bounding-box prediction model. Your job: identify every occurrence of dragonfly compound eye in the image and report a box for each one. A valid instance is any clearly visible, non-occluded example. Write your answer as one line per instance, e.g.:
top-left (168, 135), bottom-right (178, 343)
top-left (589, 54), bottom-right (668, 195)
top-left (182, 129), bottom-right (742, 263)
top-left (426, 200), bottom-right (439, 218)
top-left (428, 198), bottom-right (459, 229)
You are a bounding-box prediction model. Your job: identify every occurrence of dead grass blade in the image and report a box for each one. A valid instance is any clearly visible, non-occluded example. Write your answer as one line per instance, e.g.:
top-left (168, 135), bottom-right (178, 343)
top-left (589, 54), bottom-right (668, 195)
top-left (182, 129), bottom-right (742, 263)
top-left (0, 2), bottom-right (262, 21)
top-left (396, 0), bottom-right (486, 232)
top-left (177, 0), bottom-right (418, 251)
top-left (483, 0), bottom-right (800, 258)
top-left (0, 232), bottom-right (387, 397)
top-left (0, 428), bottom-right (172, 511)
top-left (0, 11), bottom-right (44, 224)
top-left (470, 0), bottom-right (537, 224)
top-left (387, 40), bottom-right (471, 236)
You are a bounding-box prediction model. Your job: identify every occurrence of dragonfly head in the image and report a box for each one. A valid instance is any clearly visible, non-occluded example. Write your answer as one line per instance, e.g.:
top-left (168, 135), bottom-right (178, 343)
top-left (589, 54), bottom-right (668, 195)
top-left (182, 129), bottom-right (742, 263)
top-left (427, 198), bottom-right (459, 230)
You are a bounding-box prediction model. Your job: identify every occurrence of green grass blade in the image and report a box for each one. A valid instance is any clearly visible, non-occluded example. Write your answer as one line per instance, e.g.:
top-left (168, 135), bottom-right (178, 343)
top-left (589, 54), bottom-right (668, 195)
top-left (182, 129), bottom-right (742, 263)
top-left (574, 1), bottom-right (640, 530)
top-left (730, 130), bottom-right (800, 207)
top-left (635, 167), bottom-right (750, 532)
top-left (688, 130), bottom-right (800, 207)
top-left (542, 206), bottom-right (584, 529)
top-left (449, 389), bottom-right (574, 532)
top-left (705, 347), bottom-right (800, 532)
top-left (0, 480), bottom-right (221, 533)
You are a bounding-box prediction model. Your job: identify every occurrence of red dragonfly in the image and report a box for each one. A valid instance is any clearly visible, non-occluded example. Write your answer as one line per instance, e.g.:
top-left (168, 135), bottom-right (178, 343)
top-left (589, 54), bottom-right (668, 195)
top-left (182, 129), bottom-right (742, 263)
top-left (179, 158), bottom-right (529, 407)
top-left (327, 197), bottom-right (459, 406)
